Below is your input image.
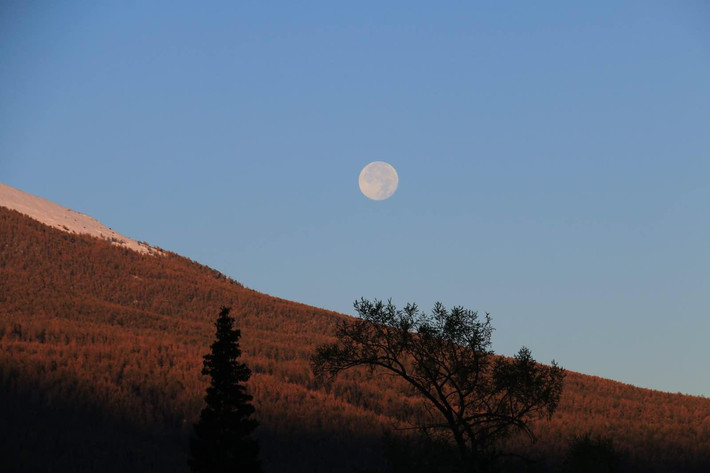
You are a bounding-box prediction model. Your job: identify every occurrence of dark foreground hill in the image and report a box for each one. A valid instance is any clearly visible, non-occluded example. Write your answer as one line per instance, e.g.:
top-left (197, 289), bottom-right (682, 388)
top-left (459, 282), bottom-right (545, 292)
top-left (1, 206), bottom-right (709, 472)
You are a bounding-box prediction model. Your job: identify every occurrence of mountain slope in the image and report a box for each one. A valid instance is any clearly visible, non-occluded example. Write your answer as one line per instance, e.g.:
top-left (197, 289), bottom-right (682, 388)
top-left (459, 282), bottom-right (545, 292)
top-left (0, 182), bottom-right (159, 255)
top-left (1, 202), bottom-right (709, 472)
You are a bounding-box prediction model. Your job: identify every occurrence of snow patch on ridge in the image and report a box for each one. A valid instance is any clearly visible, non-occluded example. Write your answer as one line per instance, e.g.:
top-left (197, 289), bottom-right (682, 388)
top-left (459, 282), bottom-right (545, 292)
top-left (0, 182), bottom-right (162, 255)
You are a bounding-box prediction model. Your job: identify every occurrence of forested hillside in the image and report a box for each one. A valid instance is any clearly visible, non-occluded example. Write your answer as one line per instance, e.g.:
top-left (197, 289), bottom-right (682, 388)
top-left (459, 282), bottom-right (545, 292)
top-left (1, 206), bottom-right (709, 472)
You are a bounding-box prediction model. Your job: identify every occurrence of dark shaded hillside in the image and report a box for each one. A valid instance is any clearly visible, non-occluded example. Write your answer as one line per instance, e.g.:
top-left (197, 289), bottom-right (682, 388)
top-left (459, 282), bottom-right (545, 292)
top-left (1, 206), bottom-right (709, 472)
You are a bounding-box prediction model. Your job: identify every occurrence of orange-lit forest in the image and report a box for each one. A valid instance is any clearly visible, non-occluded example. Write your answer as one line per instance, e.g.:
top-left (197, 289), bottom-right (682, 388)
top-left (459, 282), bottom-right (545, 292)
top-left (1, 206), bottom-right (709, 472)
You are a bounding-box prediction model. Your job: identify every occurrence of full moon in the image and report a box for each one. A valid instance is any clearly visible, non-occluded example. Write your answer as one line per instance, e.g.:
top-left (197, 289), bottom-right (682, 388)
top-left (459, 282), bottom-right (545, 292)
top-left (358, 161), bottom-right (399, 201)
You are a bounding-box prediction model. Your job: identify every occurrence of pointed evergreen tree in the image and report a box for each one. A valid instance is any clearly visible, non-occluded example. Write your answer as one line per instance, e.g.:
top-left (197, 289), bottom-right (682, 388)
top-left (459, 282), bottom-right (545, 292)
top-left (189, 306), bottom-right (262, 473)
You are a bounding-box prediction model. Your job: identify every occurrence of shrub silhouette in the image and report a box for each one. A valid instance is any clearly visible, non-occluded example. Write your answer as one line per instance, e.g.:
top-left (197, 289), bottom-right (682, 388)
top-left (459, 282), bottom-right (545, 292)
top-left (561, 433), bottom-right (621, 473)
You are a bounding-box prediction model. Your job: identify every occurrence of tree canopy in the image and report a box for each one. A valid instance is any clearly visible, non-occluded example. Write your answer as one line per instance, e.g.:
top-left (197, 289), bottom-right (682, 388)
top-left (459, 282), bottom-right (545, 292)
top-left (312, 298), bottom-right (565, 472)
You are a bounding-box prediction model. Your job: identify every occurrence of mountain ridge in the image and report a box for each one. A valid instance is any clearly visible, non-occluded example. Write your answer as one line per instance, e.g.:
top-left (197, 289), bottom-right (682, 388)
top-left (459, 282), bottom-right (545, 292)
top-left (0, 182), bottom-right (161, 255)
top-left (1, 193), bottom-right (709, 472)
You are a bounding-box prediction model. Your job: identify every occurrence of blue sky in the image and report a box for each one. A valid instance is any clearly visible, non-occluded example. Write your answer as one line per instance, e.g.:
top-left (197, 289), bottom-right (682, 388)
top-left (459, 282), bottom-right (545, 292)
top-left (2, 1), bottom-right (709, 396)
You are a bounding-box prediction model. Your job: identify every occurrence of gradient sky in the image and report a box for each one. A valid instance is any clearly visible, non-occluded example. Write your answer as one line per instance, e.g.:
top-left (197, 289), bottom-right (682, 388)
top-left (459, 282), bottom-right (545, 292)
top-left (2, 1), bottom-right (709, 396)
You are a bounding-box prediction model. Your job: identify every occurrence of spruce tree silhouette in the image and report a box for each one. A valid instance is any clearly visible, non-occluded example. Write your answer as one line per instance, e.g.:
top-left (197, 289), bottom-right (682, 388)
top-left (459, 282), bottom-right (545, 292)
top-left (189, 306), bottom-right (262, 473)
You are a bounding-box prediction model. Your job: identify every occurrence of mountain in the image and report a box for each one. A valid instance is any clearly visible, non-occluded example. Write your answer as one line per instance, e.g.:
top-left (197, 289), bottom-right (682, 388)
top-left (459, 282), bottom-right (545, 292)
top-left (0, 183), bottom-right (159, 255)
top-left (1, 184), bottom-right (709, 472)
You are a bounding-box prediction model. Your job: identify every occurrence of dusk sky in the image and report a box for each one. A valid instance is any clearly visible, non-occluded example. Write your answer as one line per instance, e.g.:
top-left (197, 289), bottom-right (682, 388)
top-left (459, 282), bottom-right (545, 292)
top-left (2, 1), bottom-right (709, 396)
